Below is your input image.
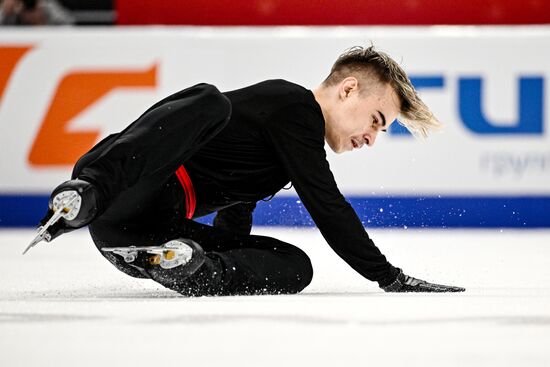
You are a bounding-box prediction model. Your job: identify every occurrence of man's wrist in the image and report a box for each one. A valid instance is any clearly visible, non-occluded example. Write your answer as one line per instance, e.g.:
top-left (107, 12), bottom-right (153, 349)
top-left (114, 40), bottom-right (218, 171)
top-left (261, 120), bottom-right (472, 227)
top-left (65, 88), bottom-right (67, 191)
top-left (380, 269), bottom-right (405, 291)
top-left (377, 266), bottom-right (401, 288)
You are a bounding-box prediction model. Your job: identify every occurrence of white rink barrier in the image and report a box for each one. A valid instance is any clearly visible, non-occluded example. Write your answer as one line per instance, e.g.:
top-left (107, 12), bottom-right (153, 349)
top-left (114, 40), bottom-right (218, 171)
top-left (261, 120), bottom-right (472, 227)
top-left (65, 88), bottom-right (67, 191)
top-left (0, 27), bottom-right (549, 227)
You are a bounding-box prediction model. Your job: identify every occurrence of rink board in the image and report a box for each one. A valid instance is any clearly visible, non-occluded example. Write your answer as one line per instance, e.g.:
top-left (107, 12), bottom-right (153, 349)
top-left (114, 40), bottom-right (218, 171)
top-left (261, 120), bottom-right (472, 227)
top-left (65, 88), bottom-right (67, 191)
top-left (1, 194), bottom-right (549, 228)
top-left (0, 27), bottom-right (549, 227)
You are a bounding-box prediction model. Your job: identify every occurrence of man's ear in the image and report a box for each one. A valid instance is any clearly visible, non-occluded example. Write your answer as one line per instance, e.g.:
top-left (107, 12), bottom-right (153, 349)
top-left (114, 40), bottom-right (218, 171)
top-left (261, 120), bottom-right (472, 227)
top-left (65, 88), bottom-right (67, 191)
top-left (339, 77), bottom-right (358, 100)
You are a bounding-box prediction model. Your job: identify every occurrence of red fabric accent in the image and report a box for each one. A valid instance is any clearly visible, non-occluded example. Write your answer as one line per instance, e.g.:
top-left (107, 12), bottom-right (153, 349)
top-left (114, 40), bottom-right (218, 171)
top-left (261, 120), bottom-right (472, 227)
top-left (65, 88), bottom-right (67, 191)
top-left (117, 0), bottom-right (550, 26)
top-left (175, 165), bottom-right (196, 219)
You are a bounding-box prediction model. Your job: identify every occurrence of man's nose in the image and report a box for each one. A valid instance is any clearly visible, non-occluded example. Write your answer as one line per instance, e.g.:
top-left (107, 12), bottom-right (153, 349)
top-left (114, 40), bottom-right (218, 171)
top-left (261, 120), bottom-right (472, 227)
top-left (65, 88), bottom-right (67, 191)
top-left (367, 131), bottom-right (377, 146)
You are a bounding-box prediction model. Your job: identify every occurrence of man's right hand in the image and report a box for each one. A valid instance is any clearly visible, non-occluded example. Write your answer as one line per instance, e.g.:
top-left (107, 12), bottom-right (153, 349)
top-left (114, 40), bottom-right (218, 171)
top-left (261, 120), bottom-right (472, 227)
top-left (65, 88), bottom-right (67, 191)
top-left (39, 179), bottom-right (101, 241)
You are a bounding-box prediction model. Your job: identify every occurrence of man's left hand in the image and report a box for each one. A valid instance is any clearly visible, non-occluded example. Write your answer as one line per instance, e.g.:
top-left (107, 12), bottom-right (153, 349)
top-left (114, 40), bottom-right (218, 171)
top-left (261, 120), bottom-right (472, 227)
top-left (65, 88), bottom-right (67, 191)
top-left (382, 270), bottom-right (465, 293)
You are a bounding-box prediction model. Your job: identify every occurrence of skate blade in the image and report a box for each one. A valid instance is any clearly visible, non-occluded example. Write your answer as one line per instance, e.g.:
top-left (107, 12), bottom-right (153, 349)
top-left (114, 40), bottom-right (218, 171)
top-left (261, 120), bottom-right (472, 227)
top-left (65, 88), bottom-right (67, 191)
top-left (102, 244), bottom-right (192, 270)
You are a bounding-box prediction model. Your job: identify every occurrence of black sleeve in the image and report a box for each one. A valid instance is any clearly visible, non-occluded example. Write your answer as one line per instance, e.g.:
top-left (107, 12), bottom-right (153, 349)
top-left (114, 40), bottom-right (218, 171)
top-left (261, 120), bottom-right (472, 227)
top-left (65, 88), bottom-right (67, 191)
top-left (265, 103), bottom-right (399, 287)
top-left (213, 202), bottom-right (257, 235)
top-left (74, 84), bottom-right (231, 212)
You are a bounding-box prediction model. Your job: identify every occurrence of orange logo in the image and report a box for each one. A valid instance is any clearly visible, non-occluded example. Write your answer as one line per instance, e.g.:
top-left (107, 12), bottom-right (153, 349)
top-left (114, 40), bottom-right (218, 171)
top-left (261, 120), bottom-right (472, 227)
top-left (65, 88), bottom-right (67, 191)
top-left (0, 46), bottom-right (32, 103)
top-left (28, 65), bottom-right (157, 166)
top-left (1, 45), bottom-right (158, 167)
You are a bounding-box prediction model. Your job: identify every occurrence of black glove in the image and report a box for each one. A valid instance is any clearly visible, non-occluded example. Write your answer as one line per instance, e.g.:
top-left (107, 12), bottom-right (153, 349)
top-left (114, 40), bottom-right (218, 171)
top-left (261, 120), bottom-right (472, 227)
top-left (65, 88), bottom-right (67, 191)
top-left (38, 179), bottom-right (101, 241)
top-left (382, 269), bottom-right (465, 293)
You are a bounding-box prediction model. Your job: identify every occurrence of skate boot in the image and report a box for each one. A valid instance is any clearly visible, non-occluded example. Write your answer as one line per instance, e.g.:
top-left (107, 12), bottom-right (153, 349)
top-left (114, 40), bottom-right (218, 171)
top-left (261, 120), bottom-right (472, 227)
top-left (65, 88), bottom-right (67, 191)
top-left (101, 238), bottom-right (205, 274)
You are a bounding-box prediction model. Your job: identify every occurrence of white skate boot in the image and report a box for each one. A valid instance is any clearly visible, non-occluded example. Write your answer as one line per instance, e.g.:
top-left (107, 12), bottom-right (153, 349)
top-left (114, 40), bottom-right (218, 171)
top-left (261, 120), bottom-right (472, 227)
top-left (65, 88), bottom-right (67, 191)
top-left (101, 238), bottom-right (202, 270)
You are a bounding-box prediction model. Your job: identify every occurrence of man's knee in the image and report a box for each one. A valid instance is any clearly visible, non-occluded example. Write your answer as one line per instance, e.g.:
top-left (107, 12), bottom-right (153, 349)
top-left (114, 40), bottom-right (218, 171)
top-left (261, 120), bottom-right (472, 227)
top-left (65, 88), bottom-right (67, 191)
top-left (288, 245), bottom-right (313, 292)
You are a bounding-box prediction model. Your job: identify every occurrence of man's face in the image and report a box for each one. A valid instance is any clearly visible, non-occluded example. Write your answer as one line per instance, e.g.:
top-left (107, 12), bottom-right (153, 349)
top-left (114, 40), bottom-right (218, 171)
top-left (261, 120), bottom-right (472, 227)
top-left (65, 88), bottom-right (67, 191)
top-left (325, 78), bottom-right (400, 153)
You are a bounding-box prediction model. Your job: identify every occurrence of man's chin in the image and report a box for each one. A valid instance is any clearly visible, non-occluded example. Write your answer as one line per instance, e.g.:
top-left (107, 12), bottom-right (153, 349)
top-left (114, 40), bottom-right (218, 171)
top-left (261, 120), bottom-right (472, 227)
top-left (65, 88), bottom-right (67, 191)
top-left (324, 139), bottom-right (344, 154)
top-left (327, 144), bottom-right (346, 154)
top-left (334, 147), bottom-right (348, 154)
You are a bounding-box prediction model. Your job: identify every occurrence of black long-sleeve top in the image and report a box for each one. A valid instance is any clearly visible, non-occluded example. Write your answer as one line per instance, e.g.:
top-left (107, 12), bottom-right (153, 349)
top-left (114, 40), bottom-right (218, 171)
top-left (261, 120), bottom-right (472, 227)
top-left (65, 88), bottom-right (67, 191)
top-left (76, 80), bottom-right (399, 287)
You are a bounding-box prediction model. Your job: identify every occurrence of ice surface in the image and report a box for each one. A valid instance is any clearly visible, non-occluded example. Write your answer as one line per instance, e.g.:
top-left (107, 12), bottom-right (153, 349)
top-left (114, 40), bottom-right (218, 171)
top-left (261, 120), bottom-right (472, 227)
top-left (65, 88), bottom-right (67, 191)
top-left (1, 227), bottom-right (550, 366)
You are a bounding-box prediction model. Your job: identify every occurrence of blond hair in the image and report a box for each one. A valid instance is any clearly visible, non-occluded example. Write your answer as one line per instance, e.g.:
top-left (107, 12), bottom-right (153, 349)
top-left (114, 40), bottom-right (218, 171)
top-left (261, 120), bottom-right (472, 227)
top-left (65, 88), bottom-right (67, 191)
top-left (323, 46), bottom-right (441, 137)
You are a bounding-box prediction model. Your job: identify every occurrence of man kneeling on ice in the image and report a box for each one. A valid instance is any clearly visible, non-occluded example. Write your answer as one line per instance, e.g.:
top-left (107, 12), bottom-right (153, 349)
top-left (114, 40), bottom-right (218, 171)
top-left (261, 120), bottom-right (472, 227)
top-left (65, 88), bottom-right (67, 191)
top-left (26, 46), bottom-right (465, 295)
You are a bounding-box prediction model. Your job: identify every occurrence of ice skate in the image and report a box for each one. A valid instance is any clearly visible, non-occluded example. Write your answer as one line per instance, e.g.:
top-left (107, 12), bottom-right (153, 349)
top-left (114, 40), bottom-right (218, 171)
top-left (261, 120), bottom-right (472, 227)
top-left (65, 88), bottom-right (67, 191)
top-left (24, 179), bottom-right (100, 255)
top-left (101, 238), bottom-right (204, 270)
top-left (23, 190), bottom-right (82, 255)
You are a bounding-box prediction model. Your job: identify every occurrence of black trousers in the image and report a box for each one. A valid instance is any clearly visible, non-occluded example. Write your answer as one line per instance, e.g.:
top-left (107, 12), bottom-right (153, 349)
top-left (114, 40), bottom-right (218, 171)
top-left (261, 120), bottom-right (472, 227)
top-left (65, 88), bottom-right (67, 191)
top-left (87, 175), bottom-right (313, 297)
